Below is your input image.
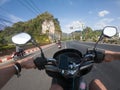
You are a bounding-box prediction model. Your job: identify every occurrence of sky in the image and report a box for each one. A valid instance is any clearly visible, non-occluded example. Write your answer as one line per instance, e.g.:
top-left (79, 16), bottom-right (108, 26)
top-left (0, 0), bottom-right (120, 33)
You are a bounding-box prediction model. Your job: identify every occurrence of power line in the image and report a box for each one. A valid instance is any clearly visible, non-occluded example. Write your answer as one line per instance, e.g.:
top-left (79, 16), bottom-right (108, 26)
top-left (0, 18), bottom-right (14, 24)
top-left (0, 23), bottom-right (8, 30)
top-left (0, 0), bottom-right (42, 22)
top-left (0, 6), bottom-right (13, 16)
top-left (0, 6), bottom-right (23, 22)
top-left (17, 0), bottom-right (42, 17)
top-left (17, 0), bottom-right (38, 16)
top-left (0, 21), bottom-right (8, 26)
top-left (0, 7), bottom-right (14, 22)
top-left (0, 14), bottom-right (11, 21)
top-left (25, 0), bottom-right (40, 14)
top-left (0, 24), bottom-right (5, 27)
top-left (28, 0), bottom-right (42, 13)
top-left (0, 14), bottom-right (13, 29)
top-left (0, 0), bottom-right (42, 29)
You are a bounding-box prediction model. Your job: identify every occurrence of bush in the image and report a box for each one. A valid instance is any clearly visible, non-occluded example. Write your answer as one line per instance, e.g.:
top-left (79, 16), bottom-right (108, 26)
top-left (0, 45), bottom-right (15, 51)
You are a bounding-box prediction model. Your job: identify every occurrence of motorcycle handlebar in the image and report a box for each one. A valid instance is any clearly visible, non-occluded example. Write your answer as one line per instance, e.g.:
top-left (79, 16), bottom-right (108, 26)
top-left (47, 58), bottom-right (56, 62)
top-left (34, 52), bottom-right (95, 71)
top-left (45, 55), bottom-right (94, 72)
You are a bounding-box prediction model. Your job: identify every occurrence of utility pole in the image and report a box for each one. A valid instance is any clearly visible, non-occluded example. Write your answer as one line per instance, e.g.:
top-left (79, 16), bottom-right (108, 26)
top-left (81, 23), bottom-right (84, 41)
top-left (70, 26), bottom-right (74, 40)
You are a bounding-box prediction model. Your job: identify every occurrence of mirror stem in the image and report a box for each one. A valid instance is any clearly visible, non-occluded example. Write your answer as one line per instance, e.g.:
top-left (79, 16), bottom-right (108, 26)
top-left (94, 34), bottom-right (103, 50)
top-left (38, 46), bottom-right (45, 59)
top-left (30, 39), bottom-right (45, 58)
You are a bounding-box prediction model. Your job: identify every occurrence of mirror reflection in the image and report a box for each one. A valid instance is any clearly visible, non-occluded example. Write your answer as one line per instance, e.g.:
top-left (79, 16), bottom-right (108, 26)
top-left (103, 26), bottom-right (117, 37)
top-left (12, 33), bottom-right (31, 45)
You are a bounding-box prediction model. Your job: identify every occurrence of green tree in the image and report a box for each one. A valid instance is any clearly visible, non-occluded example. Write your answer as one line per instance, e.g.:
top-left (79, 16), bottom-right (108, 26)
top-left (82, 27), bottom-right (93, 40)
top-left (1, 11), bottom-right (62, 45)
top-left (92, 30), bottom-right (102, 42)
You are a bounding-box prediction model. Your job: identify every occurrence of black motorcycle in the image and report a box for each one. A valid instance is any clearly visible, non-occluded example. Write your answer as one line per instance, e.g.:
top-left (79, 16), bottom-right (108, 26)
top-left (12, 26), bottom-right (117, 90)
top-left (11, 48), bottom-right (25, 58)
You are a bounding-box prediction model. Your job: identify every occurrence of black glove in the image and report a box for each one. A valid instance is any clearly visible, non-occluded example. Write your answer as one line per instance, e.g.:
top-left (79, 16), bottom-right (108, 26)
top-left (86, 49), bottom-right (105, 63)
top-left (34, 57), bottom-right (47, 70)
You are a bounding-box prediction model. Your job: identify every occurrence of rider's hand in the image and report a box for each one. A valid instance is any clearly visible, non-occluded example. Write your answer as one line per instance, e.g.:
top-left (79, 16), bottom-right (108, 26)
top-left (34, 57), bottom-right (47, 70)
top-left (17, 57), bottom-right (36, 69)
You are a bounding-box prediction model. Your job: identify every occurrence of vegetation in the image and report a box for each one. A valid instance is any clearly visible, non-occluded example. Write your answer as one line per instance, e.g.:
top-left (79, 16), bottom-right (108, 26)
top-left (0, 12), bottom-right (61, 43)
top-left (0, 12), bottom-right (61, 53)
top-left (70, 26), bottom-right (120, 44)
top-left (70, 26), bottom-right (102, 42)
top-left (0, 11), bottom-right (119, 55)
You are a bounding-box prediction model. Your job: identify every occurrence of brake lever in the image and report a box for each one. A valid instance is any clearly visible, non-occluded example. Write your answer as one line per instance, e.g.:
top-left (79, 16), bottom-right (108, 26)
top-left (84, 54), bottom-right (95, 61)
top-left (80, 61), bottom-right (94, 70)
top-left (79, 54), bottom-right (95, 69)
top-left (81, 53), bottom-right (95, 63)
top-left (47, 58), bottom-right (56, 62)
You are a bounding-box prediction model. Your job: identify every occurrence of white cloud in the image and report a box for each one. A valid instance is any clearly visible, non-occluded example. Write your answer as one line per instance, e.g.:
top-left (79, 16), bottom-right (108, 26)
top-left (94, 18), bottom-right (114, 29)
top-left (98, 10), bottom-right (110, 17)
top-left (0, 0), bottom-right (10, 6)
top-left (67, 21), bottom-right (84, 29)
top-left (63, 21), bottom-right (85, 33)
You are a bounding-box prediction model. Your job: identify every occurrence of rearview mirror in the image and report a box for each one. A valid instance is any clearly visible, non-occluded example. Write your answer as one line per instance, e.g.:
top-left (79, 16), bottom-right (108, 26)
top-left (103, 26), bottom-right (117, 37)
top-left (12, 33), bottom-right (31, 45)
top-left (12, 32), bottom-right (45, 58)
top-left (94, 26), bottom-right (117, 49)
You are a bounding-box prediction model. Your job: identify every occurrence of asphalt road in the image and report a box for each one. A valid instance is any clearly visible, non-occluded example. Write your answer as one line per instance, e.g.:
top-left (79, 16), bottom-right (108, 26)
top-left (66, 41), bottom-right (120, 90)
top-left (1, 43), bottom-right (61, 90)
top-left (2, 41), bottom-right (120, 90)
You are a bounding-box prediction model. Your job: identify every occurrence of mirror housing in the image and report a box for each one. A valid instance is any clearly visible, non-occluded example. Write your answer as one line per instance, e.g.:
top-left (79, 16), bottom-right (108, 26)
top-left (103, 26), bottom-right (117, 38)
top-left (94, 26), bottom-right (117, 49)
top-left (12, 33), bottom-right (31, 45)
top-left (12, 32), bottom-right (45, 58)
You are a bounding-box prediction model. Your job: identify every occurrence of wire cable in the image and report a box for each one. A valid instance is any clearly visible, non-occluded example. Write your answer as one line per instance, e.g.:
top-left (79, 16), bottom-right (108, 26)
top-left (0, 7), bottom-right (24, 22)
top-left (28, 0), bottom-right (42, 13)
top-left (17, 0), bottom-right (38, 16)
top-left (0, 18), bottom-right (14, 24)
top-left (25, 0), bottom-right (40, 14)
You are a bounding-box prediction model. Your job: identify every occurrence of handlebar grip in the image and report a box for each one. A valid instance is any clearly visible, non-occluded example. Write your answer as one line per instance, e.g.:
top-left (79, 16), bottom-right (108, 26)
top-left (34, 57), bottom-right (47, 70)
top-left (94, 49), bottom-right (105, 63)
top-left (86, 49), bottom-right (105, 63)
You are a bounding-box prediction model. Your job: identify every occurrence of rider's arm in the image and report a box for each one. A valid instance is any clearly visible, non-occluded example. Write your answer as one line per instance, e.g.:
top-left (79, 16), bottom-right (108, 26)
top-left (89, 79), bottom-right (107, 90)
top-left (0, 57), bottom-right (35, 89)
top-left (93, 49), bottom-right (120, 63)
top-left (104, 50), bottom-right (120, 62)
top-left (0, 63), bottom-right (17, 89)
